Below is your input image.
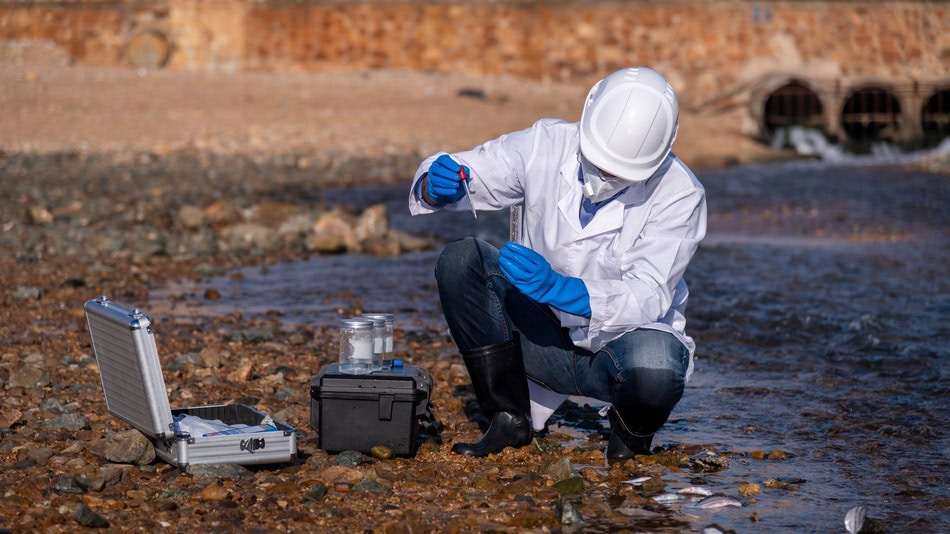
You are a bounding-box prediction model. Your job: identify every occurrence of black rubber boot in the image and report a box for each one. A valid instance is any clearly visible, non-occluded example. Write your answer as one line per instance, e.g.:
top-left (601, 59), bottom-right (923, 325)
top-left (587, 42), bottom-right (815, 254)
top-left (451, 334), bottom-right (533, 457)
top-left (606, 406), bottom-right (654, 461)
top-left (605, 365), bottom-right (684, 461)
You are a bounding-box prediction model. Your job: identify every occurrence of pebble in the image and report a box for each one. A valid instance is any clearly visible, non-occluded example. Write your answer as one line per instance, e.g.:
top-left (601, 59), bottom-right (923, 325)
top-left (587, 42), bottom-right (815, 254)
top-left (41, 398), bottom-right (66, 414)
top-left (98, 430), bottom-right (156, 465)
top-left (185, 463), bottom-right (254, 480)
top-left (558, 497), bottom-right (583, 525)
top-left (73, 504), bottom-right (109, 528)
top-left (554, 476), bottom-right (585, 495)
top-left (199, 482), bottom-right (230, 501)
top-left (370, 445), bottom-right (393, 460)
top-left (352, 478), bottom-right (390, 494)
top-left (335, 450), bottom-right (364, 467)
top-left (53, 476), bottom-right (86, 495)
top-left (304, 482), bottom-right (328, 502)
top-left (157, 488), bottom-right (192, 500)
top-left (739, 482), bottom-right (761, 496)
top-left (13, 286), bottom-right (42, 301)
top-left (543, 457), bottom-right (572, 481)
top-left (9, 366), bottom-right (50, 389)
top-left (42, 413), bottom-right (89, 431)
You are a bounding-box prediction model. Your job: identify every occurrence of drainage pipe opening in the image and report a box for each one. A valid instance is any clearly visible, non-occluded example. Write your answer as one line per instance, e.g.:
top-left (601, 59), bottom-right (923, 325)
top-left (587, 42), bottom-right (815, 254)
top-left (763, 81), bottom-right (825, 134)
top-left (840, 86), bottom-right (901, 146)
top-left (921, 88), bottom-right (950, 148)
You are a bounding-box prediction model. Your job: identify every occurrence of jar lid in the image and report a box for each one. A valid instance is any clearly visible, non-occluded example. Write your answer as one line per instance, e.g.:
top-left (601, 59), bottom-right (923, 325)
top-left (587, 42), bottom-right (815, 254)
top-left (362, 316), bottom-right (385, 327)
top-left (362, 313), bottom-right (394, 326)
top-left (340, 318), bottom-right (374, 330)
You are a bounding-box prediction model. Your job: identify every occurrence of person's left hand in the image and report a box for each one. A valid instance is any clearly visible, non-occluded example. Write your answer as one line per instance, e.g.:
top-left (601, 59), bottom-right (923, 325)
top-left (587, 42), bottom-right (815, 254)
top-left (499, 242), bottom-right (592, 317)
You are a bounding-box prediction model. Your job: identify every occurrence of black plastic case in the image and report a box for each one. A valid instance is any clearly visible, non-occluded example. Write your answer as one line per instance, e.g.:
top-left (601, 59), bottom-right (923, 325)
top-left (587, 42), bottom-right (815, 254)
top-left (310, 362), bottom-right (433, 455)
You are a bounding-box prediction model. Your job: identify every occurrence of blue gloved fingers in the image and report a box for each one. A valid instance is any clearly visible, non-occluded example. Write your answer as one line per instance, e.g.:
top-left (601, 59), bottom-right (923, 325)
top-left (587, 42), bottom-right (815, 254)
top-left (500, 242), bottom-right (548, 272)
top-left (433, 154), bottom-right (461, 172)
top-left (425, 154), bottom-right (468, 204)
top-left (498, 255), bottom-right (533, 284)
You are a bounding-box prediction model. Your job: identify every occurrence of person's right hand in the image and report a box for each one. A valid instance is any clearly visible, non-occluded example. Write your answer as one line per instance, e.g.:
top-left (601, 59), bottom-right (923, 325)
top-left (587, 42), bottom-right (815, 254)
top-left (425, 154), bottom-right (469, 205)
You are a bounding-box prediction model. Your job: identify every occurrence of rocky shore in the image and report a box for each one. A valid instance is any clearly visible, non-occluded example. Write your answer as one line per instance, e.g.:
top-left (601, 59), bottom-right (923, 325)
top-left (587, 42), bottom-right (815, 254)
top-left (5, 59), bottom-right (940, 532)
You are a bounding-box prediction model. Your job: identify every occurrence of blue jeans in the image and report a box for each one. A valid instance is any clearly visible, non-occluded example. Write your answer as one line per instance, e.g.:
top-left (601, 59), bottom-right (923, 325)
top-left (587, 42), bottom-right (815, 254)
top-left (435, 237), bottom-right (689, 436)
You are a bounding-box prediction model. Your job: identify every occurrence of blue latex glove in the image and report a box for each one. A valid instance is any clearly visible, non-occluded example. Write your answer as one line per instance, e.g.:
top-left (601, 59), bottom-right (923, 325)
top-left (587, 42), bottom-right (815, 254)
top-left (499, 241), bottom-right (592, 317)
top-left (425, 154), bottom-right (470, 205)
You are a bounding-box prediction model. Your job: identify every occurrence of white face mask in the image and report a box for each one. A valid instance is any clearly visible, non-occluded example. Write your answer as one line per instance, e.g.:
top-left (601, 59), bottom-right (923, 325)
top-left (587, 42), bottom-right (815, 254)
top-left (579, 154), bottom-right (628, 203)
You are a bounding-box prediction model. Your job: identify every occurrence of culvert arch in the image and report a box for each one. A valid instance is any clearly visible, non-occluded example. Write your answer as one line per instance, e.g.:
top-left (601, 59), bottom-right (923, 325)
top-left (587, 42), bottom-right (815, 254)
top-left (921, 88), bottom-right (950, 147)
top-left (761, 79), bottom-right (826, 134)
top-left (840, 85), bottom-right (902, 145)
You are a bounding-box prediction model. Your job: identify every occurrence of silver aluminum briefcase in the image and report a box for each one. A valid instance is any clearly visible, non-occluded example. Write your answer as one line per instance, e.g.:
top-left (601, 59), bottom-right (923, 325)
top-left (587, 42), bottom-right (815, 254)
top-left (84, 295), bottom-right (297, 466)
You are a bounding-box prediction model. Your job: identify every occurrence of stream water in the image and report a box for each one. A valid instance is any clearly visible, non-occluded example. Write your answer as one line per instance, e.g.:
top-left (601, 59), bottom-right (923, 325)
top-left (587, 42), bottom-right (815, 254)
top-left (152, 158), bottom-right (948, 532)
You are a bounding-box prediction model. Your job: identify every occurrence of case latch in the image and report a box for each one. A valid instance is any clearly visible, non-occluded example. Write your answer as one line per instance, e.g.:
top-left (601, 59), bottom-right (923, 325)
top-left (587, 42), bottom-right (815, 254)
top-left (378, 394), bottom-right (394, 421)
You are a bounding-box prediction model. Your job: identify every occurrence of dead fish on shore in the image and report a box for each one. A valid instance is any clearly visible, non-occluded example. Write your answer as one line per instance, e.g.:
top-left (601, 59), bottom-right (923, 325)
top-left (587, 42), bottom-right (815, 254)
top-left (652, 493), bottom-right (683, 504)
top-left (845, 505), bottom-right (866, 534)
top-left (694, 495), bottom-right (743, 509)
top-left (622, 476), bottom-right (653, 486)
top-left (677, 486), bottom-right (714, 497)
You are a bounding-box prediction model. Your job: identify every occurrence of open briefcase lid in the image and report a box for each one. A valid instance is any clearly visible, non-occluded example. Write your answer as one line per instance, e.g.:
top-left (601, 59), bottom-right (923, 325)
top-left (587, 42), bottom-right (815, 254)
top-left (84, 296), bottom-right (175, 440)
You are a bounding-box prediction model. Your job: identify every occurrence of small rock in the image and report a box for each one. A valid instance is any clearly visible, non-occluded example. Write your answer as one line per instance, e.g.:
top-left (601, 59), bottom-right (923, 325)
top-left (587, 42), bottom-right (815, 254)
top-left (578, 466), bottom-right (606, 483)
top-left (335, 450), bottom-right (364, 467)
top-left (370, 445), bottom-right (393, 460)
top-left (186, 463), bottom-right (253, 480)
top-left (53, 476), bottom-right (86, 494)
top-left (42, 413), bottom-right (89, 431)
top-left (221, 222), bottom-right (273, 251)
top-left (226, 359), bottom-right (255, 382)
top-left (27, 206), bottom-right (54, 225)
top-left (13, 286), bottom-right (42, 301)
top-left (749, 450), bottom-right (767, 460)
top-left (351, 478), bottom-right (390, 494)
top-left (768, 450), bottom-right (788, 460)
top-left (554, 476), bottom-right (585, 495)
top-left (9, 366), bottom-right (50, 388)
top-left (199, 482), bottom-right (229, 501)
top-left (73, 504), bottom-right (109, 528)
top-left (200, 347), bottom-right (229, 368)
top-left (303, 482), bottom-right (328, 502)
top-left (41, 398), bottom-right (66, 414)
top-left (175, 352), bottom-right (203, 366)
top-left (692, 454), bottom-right (730, 472)
top-left (126, 489), bottom-right (148, 500)
top-left (177, 205), bottom-right (206, 229)
top-left (98, 430), bottom-right (155, 465)
top-left (79, 466), bottom-right (125, 492)
top-left (353, 204), bottom-right (389, 242)
top-left (157, 488), bottom-right (191, 500)
top-left (316, 465), bottom-right (364, 485)
top-left (558, 497), bottom-right (583, 525)
top-left (641, 476), bottom-right (666, 493)
top-left (27, 447), bottom-right (55, 464)
top-left (739, 482), bottom-right (761, 497)
top-left (543, 457), bottom-right (572, 481)
top-left (0, 408), bottom-right (23, 427)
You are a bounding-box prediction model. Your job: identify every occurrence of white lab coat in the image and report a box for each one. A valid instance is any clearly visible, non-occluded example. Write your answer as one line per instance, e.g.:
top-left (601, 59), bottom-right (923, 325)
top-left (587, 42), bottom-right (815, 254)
top-left (409, 119), bottom-right (707, 429)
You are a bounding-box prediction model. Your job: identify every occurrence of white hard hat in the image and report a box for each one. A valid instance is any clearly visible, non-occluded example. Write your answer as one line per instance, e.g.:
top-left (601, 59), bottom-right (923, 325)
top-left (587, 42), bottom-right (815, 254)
top-left (579, 67), bottom-right (679, 183)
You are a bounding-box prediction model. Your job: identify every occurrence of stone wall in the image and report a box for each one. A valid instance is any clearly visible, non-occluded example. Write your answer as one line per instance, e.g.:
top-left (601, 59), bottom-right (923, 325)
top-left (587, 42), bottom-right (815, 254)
top-left (1, 1), bottom-right (948, 142)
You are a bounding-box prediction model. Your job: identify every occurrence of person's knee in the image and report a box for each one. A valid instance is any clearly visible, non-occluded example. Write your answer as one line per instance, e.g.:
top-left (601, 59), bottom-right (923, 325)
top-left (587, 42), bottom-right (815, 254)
top-left (613, 330), bottom-right (688, 375)
top-left (615, 366), bottom-right (684, 412)
top-left (436, 237), bottom-right (479, 285)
